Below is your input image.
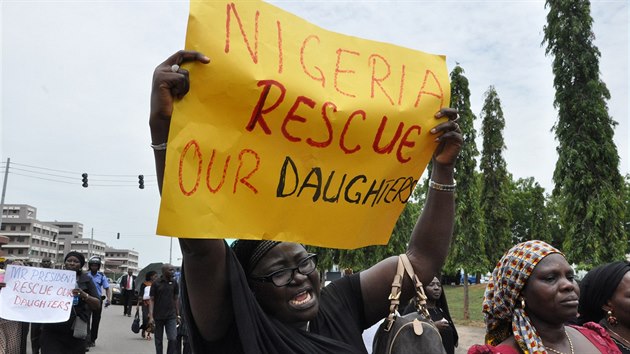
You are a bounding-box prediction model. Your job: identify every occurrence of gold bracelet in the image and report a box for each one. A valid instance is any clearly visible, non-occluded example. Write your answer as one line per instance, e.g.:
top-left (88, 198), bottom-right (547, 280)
top-left (429, 179), bottom-right (456, 192)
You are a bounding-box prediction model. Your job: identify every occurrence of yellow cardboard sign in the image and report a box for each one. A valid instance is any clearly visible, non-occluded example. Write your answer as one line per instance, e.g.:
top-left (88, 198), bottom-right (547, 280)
top-left (157, 0), bottom-right (450, 249)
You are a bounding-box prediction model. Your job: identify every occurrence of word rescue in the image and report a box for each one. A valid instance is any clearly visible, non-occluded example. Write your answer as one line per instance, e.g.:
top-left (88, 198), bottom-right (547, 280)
top-left (174, 2), bottom-right (445, 206)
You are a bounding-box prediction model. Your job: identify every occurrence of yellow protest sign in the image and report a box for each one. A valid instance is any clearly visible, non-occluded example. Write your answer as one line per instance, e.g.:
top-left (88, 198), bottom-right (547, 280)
top-left (157, 0), bottom-right (450, 249)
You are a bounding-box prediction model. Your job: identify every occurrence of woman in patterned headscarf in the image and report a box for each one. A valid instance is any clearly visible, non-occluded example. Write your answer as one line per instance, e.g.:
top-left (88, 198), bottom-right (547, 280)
top-left (468, 240), bottom-right (621, 354)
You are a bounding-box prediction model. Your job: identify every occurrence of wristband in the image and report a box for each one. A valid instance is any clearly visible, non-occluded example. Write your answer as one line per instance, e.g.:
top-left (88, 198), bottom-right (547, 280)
top-left (429, 180), bottom-right (456, 192)
top-left (151, 142), bottom-right (167, 151)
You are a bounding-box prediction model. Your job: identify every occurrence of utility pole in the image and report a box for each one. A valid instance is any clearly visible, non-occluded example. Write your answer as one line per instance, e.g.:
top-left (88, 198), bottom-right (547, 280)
top-left (89, 227), bottom-right (94, 259)
top-left (0, 158), bottom-right (10, 230)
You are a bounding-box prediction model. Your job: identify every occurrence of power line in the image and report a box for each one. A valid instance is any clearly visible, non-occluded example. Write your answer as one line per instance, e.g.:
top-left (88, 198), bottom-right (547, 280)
top-left (4, 172), bottom-right (158, 187)
top-left (1, 159), bottom-right (159, 188)
top-left (5, 161), bottom-right (157, 177)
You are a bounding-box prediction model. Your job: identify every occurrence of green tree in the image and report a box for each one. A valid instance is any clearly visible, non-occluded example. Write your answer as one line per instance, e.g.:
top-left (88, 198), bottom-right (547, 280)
top-left (444, 65), bottom-right (487, 320)
top-left (624, 174), bottom-right (630, 253)
top-left (308, 187), bottom-right (422, 276)
top-left (543, 0), bottom-right (627, 265)
top-left (479, 86), bottom-right (512, 264)
top-left (509, 177), bottom-right (552, 244)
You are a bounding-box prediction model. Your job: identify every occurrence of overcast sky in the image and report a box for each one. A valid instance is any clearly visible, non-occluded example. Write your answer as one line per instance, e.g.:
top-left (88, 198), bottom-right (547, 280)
top-left (2, 0), bottom-right (627, 268)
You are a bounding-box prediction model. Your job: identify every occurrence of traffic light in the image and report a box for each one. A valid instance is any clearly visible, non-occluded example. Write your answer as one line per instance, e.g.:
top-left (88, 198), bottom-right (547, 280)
top-left (81, 173), bottom-right (88, 188)
top-left (138, 175), bottom-right (144, 189)
top-left (117, 232), bottom-right (120, 239)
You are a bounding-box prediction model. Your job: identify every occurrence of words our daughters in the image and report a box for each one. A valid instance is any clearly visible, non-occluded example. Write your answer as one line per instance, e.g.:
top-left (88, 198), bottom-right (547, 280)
top-left (176, 3), bottom-right (445, 207)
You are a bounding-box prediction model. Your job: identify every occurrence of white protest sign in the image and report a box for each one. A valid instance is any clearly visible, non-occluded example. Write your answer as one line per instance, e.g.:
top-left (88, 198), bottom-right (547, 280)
top-left (0, 265), bottom-right (76, 323)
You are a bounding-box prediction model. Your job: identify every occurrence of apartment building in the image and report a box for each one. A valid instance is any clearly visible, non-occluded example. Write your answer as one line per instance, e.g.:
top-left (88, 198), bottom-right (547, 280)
top-left (1, 204), bottom-right (142, 271)
top-left (104, 248), bottom-right (139, 279)
top-left (0, 204), bottom-right (59, 266)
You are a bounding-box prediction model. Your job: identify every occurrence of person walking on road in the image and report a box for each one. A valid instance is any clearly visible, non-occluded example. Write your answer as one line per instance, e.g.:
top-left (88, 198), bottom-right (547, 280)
top-left (40, 252), bottom-right (100, 354)
top-left (120, 269), bottom-right (136, 317)
top-left (86, 256), bottom-right (111, 348)
top-left (149, 264), bottom-right (180, 354)
top-left (138, 271), bottom-right (158, 339)
top-left (31, 257), bottom-right (53, 354)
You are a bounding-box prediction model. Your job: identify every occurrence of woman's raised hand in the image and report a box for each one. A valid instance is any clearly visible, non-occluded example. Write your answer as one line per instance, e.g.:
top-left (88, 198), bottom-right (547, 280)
top-left (430, 108), bottom-right (462, 168)
top-left (150, 50), bottom-right (210, 144)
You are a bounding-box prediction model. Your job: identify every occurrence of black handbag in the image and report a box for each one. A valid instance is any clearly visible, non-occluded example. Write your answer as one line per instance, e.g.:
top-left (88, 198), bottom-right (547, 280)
top-left (131, 308), bottom-right (141, 334)
top-left (372, 254), bottom-right (446, 354)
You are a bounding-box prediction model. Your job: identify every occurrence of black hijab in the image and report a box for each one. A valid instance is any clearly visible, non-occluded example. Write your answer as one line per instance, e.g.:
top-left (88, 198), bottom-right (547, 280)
top-left (578, 261), bottom-right (630, 324)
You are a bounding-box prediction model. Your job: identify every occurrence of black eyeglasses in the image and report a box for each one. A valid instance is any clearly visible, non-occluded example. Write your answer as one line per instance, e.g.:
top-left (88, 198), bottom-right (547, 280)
top-left (250, 254), bottom-right (318, 287)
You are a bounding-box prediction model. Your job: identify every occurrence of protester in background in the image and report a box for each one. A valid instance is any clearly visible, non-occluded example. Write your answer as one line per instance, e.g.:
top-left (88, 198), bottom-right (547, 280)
top-left (149, 50), bottom-right (461, 353)
top-left (578, 261), bottom-right (630, 353)
top-left (31, 257), bottom-right (53, 354)
top-left (40, 252), bottom-right (100, 354)
top-left (119, 269), bottom-right (136, 317)
top-left (86, 256), bottom-right (111, 348)
top-left (468, 240), bottom-right (621, 354)
top-left (0, 259), bottom-right (28, 354)
top-left (405, 276), bottom-right (458, 354)
top-left (149, 264), bottom-right (180, 354)
top-left (138, 270), bottom-right (158, 340)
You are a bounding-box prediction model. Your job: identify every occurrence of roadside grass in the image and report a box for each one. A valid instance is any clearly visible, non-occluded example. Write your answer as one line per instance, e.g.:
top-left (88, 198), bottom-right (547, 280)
top-left (443, 283), bottom-right (486, 327)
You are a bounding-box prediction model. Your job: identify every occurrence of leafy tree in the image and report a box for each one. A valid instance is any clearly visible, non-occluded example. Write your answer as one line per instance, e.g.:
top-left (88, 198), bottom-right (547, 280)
top-left (308, 187), bottom-right (422, 276)
top-left (479, 86), bottom-right (512, 264)
top-left (624, 174), bottom-right (630, 253)
top-left (444, 65), bottom-right (487, 320)
top-left (543, 0), bottom-right (627, 265)
top-left (545, 193), bottom-right (565, 250)
top-left (509, 177), bottom-right (552, 244)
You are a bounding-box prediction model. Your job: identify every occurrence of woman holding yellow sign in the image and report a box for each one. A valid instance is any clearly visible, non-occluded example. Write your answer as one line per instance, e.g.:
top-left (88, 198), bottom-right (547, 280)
top-left (149, 50), bottom-right (462, 353)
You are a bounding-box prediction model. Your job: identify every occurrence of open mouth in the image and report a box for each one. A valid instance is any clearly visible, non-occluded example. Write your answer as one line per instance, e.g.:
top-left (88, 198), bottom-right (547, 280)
top-left (289, 290), bottom-right (313, 307)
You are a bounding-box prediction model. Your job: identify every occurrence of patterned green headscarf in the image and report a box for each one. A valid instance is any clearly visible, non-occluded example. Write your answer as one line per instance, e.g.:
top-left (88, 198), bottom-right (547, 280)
top-left (482, 240), bottom-right (561, 354)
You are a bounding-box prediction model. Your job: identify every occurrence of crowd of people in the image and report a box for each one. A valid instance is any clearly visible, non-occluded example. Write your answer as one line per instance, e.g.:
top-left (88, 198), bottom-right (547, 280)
top-left (0, 47), bottom-right (627, 354)
top-left (148, 50), bottom-right (629, 354)
top-left (0, 256), bottom-right (192, 354)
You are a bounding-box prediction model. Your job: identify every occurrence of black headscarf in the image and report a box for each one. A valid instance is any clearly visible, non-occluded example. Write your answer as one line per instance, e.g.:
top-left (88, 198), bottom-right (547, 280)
top-left (578, 261), bottom-right (630, 325)
top-left (231, 239), bottom-right (281, 275)
top-left (64, 251), bottom-right (85, 267)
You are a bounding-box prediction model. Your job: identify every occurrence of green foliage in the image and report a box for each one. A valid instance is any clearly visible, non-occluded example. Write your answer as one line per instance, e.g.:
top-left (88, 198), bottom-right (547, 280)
top-left (624, 174), bottom-right (630, 253)
top-left (509, 177), bottom-right (552, 244)
top-left (443, 284), bottom-right (486, 325)
top-left (479, 87), bottom-right (512, 266)
top-left (544, 0), bottom-right (627, 265)
top-left (444, 66), bottom-right (487, 277)
top-left (306, 188), bottom-right (422, 275)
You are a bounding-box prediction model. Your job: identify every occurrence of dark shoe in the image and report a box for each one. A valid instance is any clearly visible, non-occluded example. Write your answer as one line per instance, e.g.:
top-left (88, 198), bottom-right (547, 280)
top-left (88, 342), bottom-right (95, 348)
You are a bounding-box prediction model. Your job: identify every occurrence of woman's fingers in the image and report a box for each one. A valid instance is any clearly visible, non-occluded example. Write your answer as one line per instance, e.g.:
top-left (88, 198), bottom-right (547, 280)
top-left (160, 50), bottom-right (211, 70)
top-left (150, 50), bottom-right (210, 120)
top-left (431, 119), bottom-right (461, 136)
top-left (435, 107), bottom-right (458, 121)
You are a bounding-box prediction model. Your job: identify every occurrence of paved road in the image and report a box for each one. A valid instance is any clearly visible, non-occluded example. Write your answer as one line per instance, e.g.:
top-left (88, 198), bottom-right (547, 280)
top-left (86, 305), bottom-right (157, 354)
top-left (28, 306), bottom-right (485, 354)
top-left (28, 304), bottom-right (157, 354)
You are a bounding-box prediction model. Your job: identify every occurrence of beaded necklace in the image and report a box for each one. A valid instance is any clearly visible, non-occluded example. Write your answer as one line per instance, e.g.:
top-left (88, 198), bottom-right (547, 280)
top-left (544, 329), bottom-right (574, 354)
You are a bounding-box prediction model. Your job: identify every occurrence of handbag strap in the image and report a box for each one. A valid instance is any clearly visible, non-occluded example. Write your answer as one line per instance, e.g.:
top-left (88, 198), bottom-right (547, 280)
top-left (383, 254), bottom-right (430, 332)
top-left (399, 254), bottom-right (431, 319)
top-left (384, 256), bottom-right (406, 332)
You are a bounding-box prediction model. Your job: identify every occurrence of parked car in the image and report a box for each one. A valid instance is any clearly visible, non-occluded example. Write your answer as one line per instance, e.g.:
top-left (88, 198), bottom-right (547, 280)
top-left (110, 283), bottom-right (122, 304)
